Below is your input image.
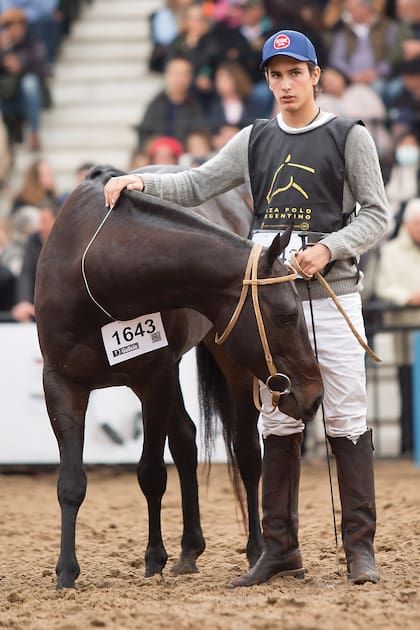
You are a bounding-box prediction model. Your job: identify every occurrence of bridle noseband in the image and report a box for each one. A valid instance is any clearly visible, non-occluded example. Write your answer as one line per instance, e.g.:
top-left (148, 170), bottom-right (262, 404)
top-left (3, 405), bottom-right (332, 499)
top-left (215, 243), bottom-right (297, 414)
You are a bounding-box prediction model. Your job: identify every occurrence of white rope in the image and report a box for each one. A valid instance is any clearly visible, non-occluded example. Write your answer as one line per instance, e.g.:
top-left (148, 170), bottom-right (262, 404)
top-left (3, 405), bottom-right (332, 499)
top-left (81, 206), bottom-right (116, 320)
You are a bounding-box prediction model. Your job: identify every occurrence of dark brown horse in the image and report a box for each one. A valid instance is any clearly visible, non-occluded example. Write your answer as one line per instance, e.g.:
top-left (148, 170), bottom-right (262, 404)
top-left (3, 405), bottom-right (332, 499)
top-left (35, 165), bottom-right (323, 589)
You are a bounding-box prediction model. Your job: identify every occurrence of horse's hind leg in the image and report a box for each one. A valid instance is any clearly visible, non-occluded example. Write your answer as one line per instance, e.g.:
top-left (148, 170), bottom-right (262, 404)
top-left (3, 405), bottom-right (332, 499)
top-left (167, 375), bottom-right (206, 575)
top-left (43, 368), bottom-right (89, 589)
top-left (131, 380), bottom-right (173, 578)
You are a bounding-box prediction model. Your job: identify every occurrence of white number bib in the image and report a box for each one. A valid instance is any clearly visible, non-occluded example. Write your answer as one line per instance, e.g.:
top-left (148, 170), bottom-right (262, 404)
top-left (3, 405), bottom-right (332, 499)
top-left (251, 230), bottom-right (302, 265)
top-left (101, 312), bottom-right (168, 366)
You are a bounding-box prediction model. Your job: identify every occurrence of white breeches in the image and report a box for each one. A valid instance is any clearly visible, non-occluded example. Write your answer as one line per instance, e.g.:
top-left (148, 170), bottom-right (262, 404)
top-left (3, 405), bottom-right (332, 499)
top-left (260, 292), bottom-right (368, 441)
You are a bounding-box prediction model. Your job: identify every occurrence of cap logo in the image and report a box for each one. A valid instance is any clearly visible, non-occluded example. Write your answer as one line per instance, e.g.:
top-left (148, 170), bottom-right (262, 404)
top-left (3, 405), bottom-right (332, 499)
top-left (274, 34), bottom-right (290, 50)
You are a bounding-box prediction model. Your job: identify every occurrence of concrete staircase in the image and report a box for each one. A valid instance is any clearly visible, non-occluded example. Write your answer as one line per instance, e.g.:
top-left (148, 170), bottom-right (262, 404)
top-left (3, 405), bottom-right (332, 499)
top-left (4, 0), bottom-right (164, 206)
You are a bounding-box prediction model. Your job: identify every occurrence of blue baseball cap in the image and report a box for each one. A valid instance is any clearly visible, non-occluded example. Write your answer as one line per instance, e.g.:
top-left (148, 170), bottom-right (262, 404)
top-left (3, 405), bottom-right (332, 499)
top-left (260, 30), bottom-right (318, 69)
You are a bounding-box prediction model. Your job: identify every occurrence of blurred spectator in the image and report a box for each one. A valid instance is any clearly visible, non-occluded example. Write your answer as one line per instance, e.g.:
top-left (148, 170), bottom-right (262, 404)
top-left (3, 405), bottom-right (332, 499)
top-left (374, 198), bottom-right (420, 454)
top-left (1, 203), bottom-right (39, 277)
top-left (179, 129), bottom-right (213, 167)
top-left (11, 196), bottom-right (59, 322)
top-left (136, 55), bottom-right (208, 148)
top-left (236, 0), bottom-right (276, 113)
top-left (389, 57), bottom-right (420, 139)
top-left (166, 3), bottom-right (220, 99)
top-left (240, 0), bottom-right (273, 43)
top-left (0, 110), bottom-right (11, 182)
top-left (385, 131), bottom-right (420, 236)
top-left (207, 61), bottom-right (262, 133)
top-left (211, 123), bottom-right (241, 151)
top-left (322, 0), bottom-right (390, 30)
top-left (322, 0), bottom-right (345, 30)
top-left (210, 2), bottom-right (267, 92)
top-left (148, 0), bottom-right (194, 72)
top-left (0, 7), bottom-right (48, 151)
top-left (58, 161), bottom-right (95, 204)
top-left (10, 157), bottom-right (58, 213)
top-left (327, 0), bottom-right (409, 106)
top-left (213, 0), bottom-right (245, 27)
top-left (317, 65), bottom-right (393, 164)
top-left (0, 215), bottom-right (14, 312)
top-left (57, 0), bottom-right (87, 39)
top-left (395, 0), bottom-right (420, 61)
top-left (0, 0), bottom-right (61, 67)
top-left (146, 136), bottom-right (184, 165)
top-left (264, 0), bottom-right (321, 23)
top-left (0, 213), bottom-right (8, 249)
top-left (128, 147), bottom-right (149, 171)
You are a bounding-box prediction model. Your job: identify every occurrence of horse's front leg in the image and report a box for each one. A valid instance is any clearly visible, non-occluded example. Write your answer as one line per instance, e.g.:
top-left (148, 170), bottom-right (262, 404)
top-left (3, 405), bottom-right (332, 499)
top-left (132, 383), bottom-right (171, 578)
top-left (167, 376), bottom-right (206, 574)
top-left (230, 393), bottom-right (263, 567)
top-left (43, 368), bottom-right (89, 589)
top-left (206, 338), bottom-right (263, 568)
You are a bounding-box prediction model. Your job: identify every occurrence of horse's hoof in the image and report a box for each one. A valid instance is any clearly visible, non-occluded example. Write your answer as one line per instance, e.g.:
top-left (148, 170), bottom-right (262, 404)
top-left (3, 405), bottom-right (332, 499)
top-left (56, 577), bottom-right (76, 590)
top-left (171, 557), bottom-right (199, 575)
top-left (144, 565), bottom-right (165, 578)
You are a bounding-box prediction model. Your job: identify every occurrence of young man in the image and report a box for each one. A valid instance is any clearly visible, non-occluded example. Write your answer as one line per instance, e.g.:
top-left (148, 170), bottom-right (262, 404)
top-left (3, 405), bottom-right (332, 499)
top-left (104, 30), bottom-right (389, 586)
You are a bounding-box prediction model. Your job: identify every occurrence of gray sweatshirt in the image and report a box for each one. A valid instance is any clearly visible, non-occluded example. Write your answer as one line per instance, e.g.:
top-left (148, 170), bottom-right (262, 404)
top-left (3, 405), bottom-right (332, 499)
top-left (141, 111), bottom-right (390, 300)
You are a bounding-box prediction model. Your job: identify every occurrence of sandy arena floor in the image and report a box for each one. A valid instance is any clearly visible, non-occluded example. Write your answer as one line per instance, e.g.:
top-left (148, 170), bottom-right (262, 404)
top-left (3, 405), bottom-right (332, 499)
top-left (0, 458), bottom-right (419, 629)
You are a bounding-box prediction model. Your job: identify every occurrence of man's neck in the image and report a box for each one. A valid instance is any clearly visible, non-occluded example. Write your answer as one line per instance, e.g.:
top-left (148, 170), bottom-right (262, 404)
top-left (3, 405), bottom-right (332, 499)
top-left (282, 105), bottom-right (320, 129)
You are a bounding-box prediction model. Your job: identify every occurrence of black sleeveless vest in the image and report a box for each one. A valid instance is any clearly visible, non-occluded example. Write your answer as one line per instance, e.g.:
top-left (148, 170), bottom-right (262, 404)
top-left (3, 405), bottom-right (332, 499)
top-left (248, 116), bottom-right (360, 234)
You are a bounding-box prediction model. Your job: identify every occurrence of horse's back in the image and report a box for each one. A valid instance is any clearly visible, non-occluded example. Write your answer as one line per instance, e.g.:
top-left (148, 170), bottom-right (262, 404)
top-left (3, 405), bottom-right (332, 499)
top-left (137, 165), bottom-right (253, 237)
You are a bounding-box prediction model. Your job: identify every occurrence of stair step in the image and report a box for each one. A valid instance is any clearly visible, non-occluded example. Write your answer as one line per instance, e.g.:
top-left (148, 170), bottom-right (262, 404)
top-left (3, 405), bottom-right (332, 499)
top-left (50, 77), bottom-right (161, 106)
top-left (53, 61), bottom-right (150, 82)
top-left (71, 19), bottom-right (150, 41)
top-left (41, 102), bottom-right (145, 126)
top-left (42, 103), bottom-right (147, 127)
top-left (59, 40), bottom-right (152, 62)
top-left (84, 0), bottom-right (162, 19)
top-left (41, 126), bottom-right (136, 149)
top-left (13, 146), bottom-right (133, 177)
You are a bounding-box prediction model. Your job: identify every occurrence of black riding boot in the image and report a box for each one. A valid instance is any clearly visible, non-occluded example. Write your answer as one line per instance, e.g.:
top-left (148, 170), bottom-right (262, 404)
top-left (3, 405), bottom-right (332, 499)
top-left (229, 433), bottom-right (304, 587)
top-left (328, 429), bottom-right (380, 584)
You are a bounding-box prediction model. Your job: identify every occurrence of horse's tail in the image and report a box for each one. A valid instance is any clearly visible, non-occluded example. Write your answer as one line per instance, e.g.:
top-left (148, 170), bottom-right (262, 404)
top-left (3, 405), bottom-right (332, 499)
top-left (196, 341), bottom-right (247, 527)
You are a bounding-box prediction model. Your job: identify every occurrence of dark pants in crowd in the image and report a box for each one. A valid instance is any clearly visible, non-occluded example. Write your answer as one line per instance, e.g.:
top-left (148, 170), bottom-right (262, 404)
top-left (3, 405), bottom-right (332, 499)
top-left (398, 365), bottom-right (413, 454)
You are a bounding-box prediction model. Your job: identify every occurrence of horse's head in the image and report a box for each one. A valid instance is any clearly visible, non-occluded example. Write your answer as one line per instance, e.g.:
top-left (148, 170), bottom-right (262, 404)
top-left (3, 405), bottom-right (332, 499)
top-left (220, 227), bottom-right (323, 422)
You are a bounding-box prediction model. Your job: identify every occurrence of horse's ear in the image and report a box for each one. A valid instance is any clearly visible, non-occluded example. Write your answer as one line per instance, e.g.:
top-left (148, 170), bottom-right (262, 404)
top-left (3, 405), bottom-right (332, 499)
top-left (266, 225), bottom-right (293, 267)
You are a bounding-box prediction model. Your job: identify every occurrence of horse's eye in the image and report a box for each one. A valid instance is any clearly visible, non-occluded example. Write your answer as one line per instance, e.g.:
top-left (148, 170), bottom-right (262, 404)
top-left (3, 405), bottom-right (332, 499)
top-left (276, 311), bottom-right (298, 328)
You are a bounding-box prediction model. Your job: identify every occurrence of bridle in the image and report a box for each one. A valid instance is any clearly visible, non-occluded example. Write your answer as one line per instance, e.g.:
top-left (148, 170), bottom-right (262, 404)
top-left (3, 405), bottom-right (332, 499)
top-left (215, 243), bottom-right (297, 413)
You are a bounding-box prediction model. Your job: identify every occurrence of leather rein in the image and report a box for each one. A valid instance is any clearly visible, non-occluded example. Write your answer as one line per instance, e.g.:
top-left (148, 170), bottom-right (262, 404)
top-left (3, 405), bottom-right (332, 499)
top-left (215, 243), bottom-right (298, 414)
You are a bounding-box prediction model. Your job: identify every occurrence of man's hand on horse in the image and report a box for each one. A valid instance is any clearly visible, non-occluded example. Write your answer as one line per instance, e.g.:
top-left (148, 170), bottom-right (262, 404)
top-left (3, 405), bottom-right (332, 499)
top-left (104, 174), bottom-right (144, 208)
top-left (295, 243), bottom-right (331, 278)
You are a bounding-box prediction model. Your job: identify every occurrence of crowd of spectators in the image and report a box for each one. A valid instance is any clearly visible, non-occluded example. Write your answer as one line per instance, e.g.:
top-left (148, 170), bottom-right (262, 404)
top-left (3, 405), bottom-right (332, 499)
top-left (0, 0), bottom-right (419, 453)
top-left (0, 2), bottom-right (92, 322)
top-left (143, 1), bottom-right (419, 178)
top-left (0, 1), bottom-right (90, 155)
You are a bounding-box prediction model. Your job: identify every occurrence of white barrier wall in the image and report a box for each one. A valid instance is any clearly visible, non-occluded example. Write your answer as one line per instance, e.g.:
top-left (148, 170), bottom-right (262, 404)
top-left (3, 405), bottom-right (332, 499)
top-left (0, 323), bottom-right (228, 464)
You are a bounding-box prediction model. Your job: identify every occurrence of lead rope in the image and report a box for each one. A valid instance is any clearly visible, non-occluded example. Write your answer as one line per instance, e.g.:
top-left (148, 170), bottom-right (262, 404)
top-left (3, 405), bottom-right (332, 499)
top-left (306, 279), bottom-right (341, 575)
top-left (290, 252), bottom-right (381, 363)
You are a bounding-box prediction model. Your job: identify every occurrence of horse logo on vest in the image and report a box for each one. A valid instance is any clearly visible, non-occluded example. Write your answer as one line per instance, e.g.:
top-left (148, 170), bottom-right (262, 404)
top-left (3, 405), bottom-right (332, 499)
top-left (266, 153), bottom-right (315, 204)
